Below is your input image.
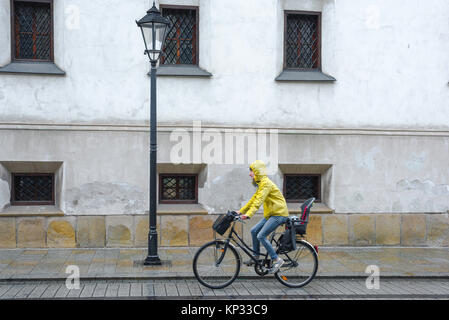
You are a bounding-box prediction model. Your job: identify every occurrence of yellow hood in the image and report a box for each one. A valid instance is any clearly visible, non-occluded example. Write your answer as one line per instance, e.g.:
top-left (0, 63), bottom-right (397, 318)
top-left (240, 159), bottom-right (289, 219)
top-left (250, 160), bottom-right (267, 182)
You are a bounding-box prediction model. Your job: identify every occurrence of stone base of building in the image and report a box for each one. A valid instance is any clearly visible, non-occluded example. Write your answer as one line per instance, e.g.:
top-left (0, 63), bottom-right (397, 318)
top-left (0, 213), bottom-right (448, 248)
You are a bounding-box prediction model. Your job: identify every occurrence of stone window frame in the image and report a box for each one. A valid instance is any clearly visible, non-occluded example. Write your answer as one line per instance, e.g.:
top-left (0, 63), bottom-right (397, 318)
top-left (0, 0), bottom-right (65, 75)
top-left (275, 10), bottom-right (335, 82)
top-left (160, 5), bottom-right (199, 66)
top-left (11, 0), bottom-right (54, 62)
top-left (155, 4), bottom-right (212, 77)
top-left (0, 161), bottom-right (64, 215)
top-left (283, 173), bottom-right (322, 203)
top-left (154, 163), bottom-right (209, 217)
top-left (283, 11), bottom-right (322, 71)
top-left (278, 164), bottom-right (334, 214)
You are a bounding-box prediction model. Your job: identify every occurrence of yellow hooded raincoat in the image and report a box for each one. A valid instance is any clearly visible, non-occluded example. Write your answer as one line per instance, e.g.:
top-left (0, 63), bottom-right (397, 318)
top-left (239, 160), bottom-right (289, 219)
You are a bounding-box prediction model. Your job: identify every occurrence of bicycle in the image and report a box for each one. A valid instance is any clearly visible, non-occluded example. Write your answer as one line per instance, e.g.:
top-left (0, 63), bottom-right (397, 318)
top-left (192, 197), bottom-right (319, 289)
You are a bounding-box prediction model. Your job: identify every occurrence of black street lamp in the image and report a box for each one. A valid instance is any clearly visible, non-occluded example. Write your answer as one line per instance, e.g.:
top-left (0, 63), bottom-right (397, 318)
top-left (136, 2), bottom-right (170, 266)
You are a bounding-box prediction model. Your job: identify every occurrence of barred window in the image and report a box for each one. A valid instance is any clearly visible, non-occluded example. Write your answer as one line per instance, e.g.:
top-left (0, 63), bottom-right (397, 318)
top-left (12, 0), bottom-right (53, 61)
top-left (160, 6), bottom-right (198, 65)
top-left (159, 174), bottom-right (198, 204)
top-left (11, 173), bottom-right (55, 205)
top-left (284, 12), bottom-right (320, 69)
top-left (283, 174), bottom-right (321, 202)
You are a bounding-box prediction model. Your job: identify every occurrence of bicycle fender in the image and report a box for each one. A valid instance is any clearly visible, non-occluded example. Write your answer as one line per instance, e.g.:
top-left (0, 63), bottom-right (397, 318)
top-left (214, 240), bottom-right (241, 265)
top-left (298, 239), bottom-right (318, 255)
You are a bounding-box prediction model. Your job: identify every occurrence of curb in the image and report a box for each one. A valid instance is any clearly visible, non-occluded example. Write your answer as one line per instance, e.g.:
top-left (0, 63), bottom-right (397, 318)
top-left (2, 274), bottom-right (449, 282)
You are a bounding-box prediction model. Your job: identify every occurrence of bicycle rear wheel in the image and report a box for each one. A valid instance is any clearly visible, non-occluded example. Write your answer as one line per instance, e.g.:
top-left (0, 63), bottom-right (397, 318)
top-left (274, 240), bottom-right (318, 288)
top-left (193, 240), bottom-right (240, 289)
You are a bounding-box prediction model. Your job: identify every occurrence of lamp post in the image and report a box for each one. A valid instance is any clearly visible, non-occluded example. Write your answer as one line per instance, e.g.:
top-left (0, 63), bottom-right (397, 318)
top-left (136, 2), bottom-right (170, 266)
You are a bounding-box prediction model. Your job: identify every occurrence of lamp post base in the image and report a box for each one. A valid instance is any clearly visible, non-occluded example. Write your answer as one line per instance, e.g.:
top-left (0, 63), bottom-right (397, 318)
top-left (145, 229), bottom-right (161, 265)
top-left (143, 255), bottom-right (162, 266)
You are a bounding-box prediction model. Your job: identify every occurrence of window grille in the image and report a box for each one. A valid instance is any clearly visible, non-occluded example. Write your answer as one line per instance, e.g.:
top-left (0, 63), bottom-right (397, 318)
top-left (13, 1), bottom-right (53, 61)
top-left (161, 7), bottom-right (198, 65)
top-left (285, 13), bottom-right (320, 69)
top-left (284, 174), bottom-right (321, 202)
top-left (159, 174), bottom-right (198, 204)
top-left (11, 173), bottom-right (55, 205)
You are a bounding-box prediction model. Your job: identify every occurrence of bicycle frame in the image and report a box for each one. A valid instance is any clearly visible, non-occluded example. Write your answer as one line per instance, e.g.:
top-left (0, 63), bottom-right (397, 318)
top-left (195, 203), bottom-right (318, 289)
top-left (216, 218), bottom-right (281, 268)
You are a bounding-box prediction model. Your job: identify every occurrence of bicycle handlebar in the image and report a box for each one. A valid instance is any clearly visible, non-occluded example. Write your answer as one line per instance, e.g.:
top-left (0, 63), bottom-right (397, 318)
top-left (228, 210), bottom-right (249, 222)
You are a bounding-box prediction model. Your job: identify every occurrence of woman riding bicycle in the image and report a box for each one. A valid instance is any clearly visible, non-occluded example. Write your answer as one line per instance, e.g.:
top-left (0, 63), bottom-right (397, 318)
top-left (237, 160), bottom-right (289, 274)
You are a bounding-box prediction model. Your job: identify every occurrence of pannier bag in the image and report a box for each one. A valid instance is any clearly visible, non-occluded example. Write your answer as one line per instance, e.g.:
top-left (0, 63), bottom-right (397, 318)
top-left (278, 219), bottom-right (297, 254)
top-left (212, 211), bottom-right (235, 235)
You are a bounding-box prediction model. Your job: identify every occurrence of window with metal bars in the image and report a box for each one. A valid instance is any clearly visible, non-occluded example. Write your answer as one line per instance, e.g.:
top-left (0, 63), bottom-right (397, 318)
top-left (11, 173), bottom-right (55, 205)
top-left (12, 0), bottom-right (53, 61)
top-left (159, 174), bottom-right (198, 204)
top-left (283, 174), bottom-right (321, 203)
top-left (160, 6), bottom-right (198, 65)
top-left (284, 12), bottom-right (320, 70)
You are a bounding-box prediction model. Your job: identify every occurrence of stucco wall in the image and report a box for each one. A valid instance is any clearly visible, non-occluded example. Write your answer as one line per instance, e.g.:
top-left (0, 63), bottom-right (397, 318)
top-left (0, 0), bottom-right (448, 216)
top-left (0, 128), bottom-right (447, 215)
top-left (0, 0), bottom-right (448, 130)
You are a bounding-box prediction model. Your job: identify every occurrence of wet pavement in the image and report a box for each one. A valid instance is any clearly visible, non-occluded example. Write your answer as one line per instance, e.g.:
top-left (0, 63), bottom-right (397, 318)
top-left (0, 246), bottom-right (448, 281)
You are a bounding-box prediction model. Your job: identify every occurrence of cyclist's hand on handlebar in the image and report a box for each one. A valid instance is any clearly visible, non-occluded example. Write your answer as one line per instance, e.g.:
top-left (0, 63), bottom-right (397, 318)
top-left (234, 211), bottom-right (249, 220)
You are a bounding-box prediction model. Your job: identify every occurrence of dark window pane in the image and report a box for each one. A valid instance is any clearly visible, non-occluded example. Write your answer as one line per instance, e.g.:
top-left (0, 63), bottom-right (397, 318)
top-left (285, 175), bottom-right (320, 201)
top-left (35, 6), bottom-right (51, 33)
top-left (161, 8), bottom-right (197, 65)
top-left (162, 177), bottom-right (177, 199)
top-left (14, 1), bottom-right (52, 61)
top-left (12, 174), bottom-right (54, 204)
top-left (35, 35), bottom-right (51, 60)
top-left (18, 34), bottom-right (34, 59)
top-left (285, 14), bottom-right (319, 69)
top-left (160, 175), bottom-right (197, 203)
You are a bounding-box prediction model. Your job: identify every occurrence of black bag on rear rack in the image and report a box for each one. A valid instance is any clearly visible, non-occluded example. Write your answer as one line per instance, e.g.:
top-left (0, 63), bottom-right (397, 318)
top-left (278, 219), bottom-right (297, 254)
top-left (212, 211), bottom-right (235, 235)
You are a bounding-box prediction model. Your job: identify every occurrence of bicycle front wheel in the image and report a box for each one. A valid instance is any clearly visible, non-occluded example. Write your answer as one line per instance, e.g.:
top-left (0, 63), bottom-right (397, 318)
top-left (275, 240), bottom-right (318, 288)
top-left (193, 240), bottom-right (240, 289)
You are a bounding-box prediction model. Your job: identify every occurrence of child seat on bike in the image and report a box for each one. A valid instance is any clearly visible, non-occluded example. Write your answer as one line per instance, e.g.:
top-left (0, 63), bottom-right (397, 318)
top-left (278, 197), bottom-right (315, 253)
top-left (293, 197), bottom-right (315, 235)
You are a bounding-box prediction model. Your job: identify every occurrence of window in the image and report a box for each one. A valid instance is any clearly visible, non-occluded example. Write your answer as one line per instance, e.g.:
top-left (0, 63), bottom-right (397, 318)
top-left (0, 0), bottom-right (64, 74)
top-left (159, 174), bottom-right (198, 204)
top-left (12, 0), bottom-right (53, 62)
top-left (283, 174), bottom-right (321, 203)
top-left (284, 11), bottom-right (320, 70)
top-left (276, 11), bottom-right (334, 81)
top-left (11, 173), bottom-right (55, 205)
top-left (160, 6), bottom-right (198, 65)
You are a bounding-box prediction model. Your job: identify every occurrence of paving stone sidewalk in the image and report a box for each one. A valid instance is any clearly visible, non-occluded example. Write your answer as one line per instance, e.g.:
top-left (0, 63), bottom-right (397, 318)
top-left (1, 279), bottom-right (449, 300)
top-left (0, 247), bottom-right (448, 281)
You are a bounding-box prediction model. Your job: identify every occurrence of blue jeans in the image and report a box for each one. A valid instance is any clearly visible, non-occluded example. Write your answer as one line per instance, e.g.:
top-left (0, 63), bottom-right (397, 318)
top-left (251, 216), bottom-right (288, 260)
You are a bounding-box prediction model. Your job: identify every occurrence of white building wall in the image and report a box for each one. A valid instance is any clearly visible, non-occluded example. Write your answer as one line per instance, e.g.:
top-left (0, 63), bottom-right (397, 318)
top-left (0, 0), bottom-right (448, 217)
top-left (0, 0), bottom-right (448, 129)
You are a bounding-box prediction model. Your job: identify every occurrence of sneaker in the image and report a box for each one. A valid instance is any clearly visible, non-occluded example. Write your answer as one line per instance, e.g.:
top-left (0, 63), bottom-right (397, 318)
top-left (244, 257), bottom-right (259, 266)
top-left (269, 258), bottom-right (284, 274)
